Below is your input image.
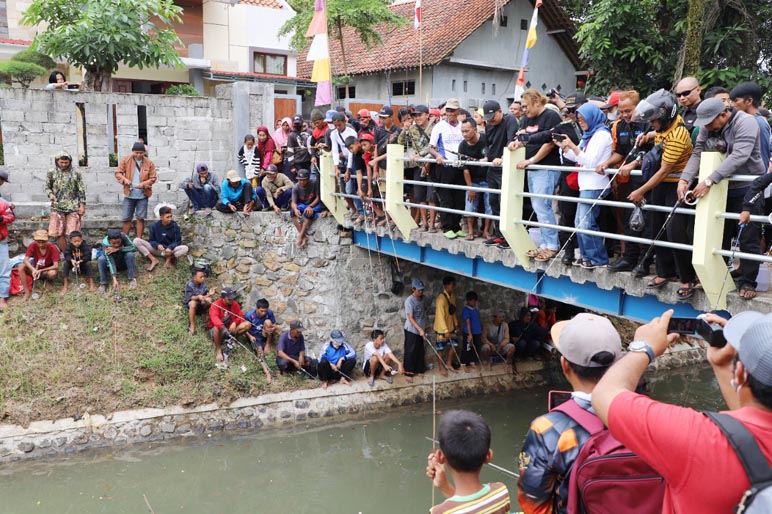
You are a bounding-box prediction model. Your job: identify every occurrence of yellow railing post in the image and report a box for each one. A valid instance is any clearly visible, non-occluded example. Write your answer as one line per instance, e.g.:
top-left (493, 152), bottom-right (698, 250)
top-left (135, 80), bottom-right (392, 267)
top-left (500, 146), bottom-right (537, 266)
top-left (385, 144), bottom-right (418, 239)
top-left (318, 150), bottom-right (348, 224)
top-left (691, 151), bottom-right (734, 309)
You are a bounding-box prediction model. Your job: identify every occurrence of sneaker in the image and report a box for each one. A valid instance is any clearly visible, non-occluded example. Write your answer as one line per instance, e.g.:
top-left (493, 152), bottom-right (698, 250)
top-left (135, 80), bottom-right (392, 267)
top-left (455, 230), bottom-right (468, 238)
top-left (484, 237), bottom-right (503, 246)
top-left (443, 230), bottom-right (458, 239)
top-left (497, 240), bottom-right (510, 249)
top-left (128, 279), bottom-right (138, 289)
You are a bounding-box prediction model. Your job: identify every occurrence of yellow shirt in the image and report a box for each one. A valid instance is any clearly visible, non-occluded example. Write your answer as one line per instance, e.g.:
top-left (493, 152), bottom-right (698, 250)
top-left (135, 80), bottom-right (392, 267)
top-left (434, 290), bottom-right (458, 334)
top-left (654, 115), bottom-right (693, 182)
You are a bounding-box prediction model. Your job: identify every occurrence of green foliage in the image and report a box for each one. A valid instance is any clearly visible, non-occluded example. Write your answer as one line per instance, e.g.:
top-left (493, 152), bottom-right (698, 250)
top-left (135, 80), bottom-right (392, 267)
top-left (697, 66), bottom-right (772, 99)
top-left (279, 0), bottom-right (407, 53)
top-left (21, 0), bottom-right (184, 91)
top-left (165, 83), bottom-right (200, 96)
top-left (109, 152), bottom-right (118, 167)
top-left (11, 48), bottom-right (57, 70)
top-left (0, 61), bottom-right (47, 88)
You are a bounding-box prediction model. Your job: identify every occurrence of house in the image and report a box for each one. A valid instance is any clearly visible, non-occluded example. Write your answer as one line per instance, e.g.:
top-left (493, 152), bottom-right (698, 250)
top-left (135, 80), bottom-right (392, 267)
top-left (297, 0), bottom-right (582, 111)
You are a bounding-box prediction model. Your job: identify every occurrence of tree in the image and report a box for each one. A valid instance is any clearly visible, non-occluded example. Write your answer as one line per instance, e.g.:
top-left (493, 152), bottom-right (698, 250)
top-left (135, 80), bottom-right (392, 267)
top-left (21, 0), bottom-right (184, 91)
top-left (10, 48), bottom-right (57, 70)
top-left (279, 0), bottom-right (407, 76)
top-left (0, 61), bottom-right (47, 88)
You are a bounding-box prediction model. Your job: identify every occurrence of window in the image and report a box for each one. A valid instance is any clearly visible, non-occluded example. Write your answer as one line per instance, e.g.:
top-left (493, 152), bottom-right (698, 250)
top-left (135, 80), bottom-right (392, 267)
top-left (391, 80), bottom-right (416, 96)
top-left (254, 52), bottom-right (287, 76)
top-left (451, 79), bottom-right (456, 92)
top-left (337, 85), bottom-right (356, 99)
top-left (492, 83), bottom-right (496, 95)
top-left (481, 82), bottom-right (486, 95)
top-left (463, 80), bottom-right (468, 93)
top-left (520, 19), bottom-right (528, 30)
top-left (499, 15), bottom-right (508, 27)
top-left (137, 105), bottom-right (148, 146)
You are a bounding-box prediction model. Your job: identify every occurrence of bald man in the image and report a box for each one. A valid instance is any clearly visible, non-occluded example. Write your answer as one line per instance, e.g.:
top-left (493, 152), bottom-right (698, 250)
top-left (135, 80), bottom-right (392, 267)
top-left (675, 77), bottom-right (702, 133)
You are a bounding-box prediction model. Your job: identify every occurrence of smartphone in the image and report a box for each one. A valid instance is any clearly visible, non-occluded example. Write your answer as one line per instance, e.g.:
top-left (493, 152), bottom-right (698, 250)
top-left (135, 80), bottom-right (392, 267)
top-left (552, 133), bottom-right (567, 142)
top-left (517, 133), bottom-right (530, 142)
top-left (548, 390), bottom-right (573, 411)
top-left (67, 84), bottom-right (80, 90)
top-left (667, 317), bottom-right (698, 335)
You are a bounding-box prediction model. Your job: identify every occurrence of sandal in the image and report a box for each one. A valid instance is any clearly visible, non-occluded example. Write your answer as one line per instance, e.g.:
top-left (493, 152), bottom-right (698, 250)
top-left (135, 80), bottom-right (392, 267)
top-left (534, 248), bottom-right (558, 262)
top-left (464, 234), bottom-right (476, 241)
top-left (375, 215), bottom-right (388, 227)
top-left (526, 248), bottom-right (541, 257)
top-left (676, 281), bottom-right (700, 300)
top-left (739, 284), bottom-right (757, 300)
top-left (646, 277), bottom-right (674, 289)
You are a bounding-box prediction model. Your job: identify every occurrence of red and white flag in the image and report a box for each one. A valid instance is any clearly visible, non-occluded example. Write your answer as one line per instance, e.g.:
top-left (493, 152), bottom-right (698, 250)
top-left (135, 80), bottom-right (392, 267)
top-left (414, 0), bottom-right (421, 28)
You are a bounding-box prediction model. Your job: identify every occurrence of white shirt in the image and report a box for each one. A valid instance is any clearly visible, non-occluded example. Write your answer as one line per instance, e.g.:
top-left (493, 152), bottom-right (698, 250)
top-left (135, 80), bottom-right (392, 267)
top-left (429, 119), bottom-right (464, 161)
top-left (563, 130), bottom-right (613, 191)
top-left (330, 126), bottom-right (357, 167)
top-left (362, 341), bottom-right (392, 370)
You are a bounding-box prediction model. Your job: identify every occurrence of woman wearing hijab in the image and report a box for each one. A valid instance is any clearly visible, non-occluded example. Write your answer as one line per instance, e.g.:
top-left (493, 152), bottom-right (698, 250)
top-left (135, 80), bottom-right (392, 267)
top-left (553, 102), bottom-right (613, 269)
top-left (256, 126), bottom-right (277, 173)
top-left (272, 117), bottom-right (291, 148)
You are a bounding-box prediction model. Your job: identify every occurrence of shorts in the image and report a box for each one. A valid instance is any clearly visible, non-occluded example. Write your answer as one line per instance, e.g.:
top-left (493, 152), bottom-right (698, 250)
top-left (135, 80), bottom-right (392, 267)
top-left (489, 342), bottom-right (515, 361)
top-left (291, 202), bottom-right (323, 220)
top-left (48, 211), bottom-right (81, 238)
top-left (122, 197), bottom-right (148, 221)
top-left (435, 334), bottom-right (459, 351)
top-left (185, 301), bottom-right (206, 314)
top-left (363, 360), bottom-right (383, 377)
top-left (412, 167), bottom-right (435, 204)
top-left (249, 336), bottom-right (267, 351)
top-left (209, 326), bottom-right (230, 340)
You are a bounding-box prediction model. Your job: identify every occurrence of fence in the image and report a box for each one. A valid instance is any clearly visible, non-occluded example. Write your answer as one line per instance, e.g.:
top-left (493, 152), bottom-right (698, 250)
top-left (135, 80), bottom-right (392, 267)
top-left (318, 145), bottom-right (772, 310)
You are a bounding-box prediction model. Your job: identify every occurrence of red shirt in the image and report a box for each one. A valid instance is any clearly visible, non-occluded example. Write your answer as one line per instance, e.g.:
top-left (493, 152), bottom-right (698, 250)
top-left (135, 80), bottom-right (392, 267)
top-left (25, 242), bottom-right (60, 268)
top-left (207, 298), bottom-right (245, 330)
top-left (608, 391), bottom-right (772, 513)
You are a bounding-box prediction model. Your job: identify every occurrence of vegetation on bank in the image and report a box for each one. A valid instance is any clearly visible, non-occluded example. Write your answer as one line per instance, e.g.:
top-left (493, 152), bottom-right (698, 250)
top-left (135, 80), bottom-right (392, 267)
top-left (0, 266), bottom-right (308, 427)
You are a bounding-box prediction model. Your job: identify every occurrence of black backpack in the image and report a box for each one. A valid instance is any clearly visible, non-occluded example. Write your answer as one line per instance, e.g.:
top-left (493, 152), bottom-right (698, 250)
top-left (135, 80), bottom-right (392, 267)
top-left (190, 258), bottom-right (212, 277)
top-left (705, 412), bottom-right (772, 513)
top-left (641, 142), bottom-right (664, 182)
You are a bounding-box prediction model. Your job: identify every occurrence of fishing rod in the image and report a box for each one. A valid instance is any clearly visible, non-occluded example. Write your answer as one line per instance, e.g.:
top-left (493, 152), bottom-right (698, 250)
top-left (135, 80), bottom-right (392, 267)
top-left (424, 437), bottom-right (520, 478)
top-left (227, 334), bottom-right (273, 384)
top-left (636, 195), bottom-right (691, 274)
top-left (421, 335), bottom-right (453, 374)
top-left (310, 348), bottom-right (355, 383)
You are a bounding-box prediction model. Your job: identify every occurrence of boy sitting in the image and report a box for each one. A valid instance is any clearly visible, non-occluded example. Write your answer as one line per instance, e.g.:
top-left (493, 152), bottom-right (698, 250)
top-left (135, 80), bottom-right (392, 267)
top-left (426, 410), bottom-right (511, 514)
top-left (61, 230), bottom-right (95, 293)
top-left (245, 298), bottom-right (277, 354)
top-left (207, 286), bottom-right (251, 364)
top-left (97, 228), bottom-right (137, 291)
top-left (134, 205), bottom-right (189, 271)
top-left (362, 329), bottom-right (404, 387)
top-left (20, 229), bottom-right (60, 302)
top-left (291, 169), bottom-right (322, 249)
top-left (183, 267), bottom-right (215, 335)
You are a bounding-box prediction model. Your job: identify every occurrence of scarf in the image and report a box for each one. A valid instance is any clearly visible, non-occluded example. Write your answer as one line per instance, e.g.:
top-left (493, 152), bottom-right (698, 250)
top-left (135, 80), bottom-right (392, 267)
top-left (577, 103), bottom-right (610, 150)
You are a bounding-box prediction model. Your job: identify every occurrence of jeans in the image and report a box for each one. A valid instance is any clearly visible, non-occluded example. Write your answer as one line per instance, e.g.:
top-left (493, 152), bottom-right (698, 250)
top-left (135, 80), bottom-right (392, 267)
top-left (184, 185), bottom-right (218, 210)
top-left (254, 187), bottom-right (270, 209)
top-left (575, 189), bottom-right (610, 265)
top-left (486, 169), bottom-right (503, 236)
top-left (0, 241), bottom-right (9, 298)
top-left (345, 176), bottom-right (364, 214)
top-left (259, 188), bottom-right (292, 210)
top-left (436, 165), bottom-right (465, 232)
top-left (527, 169), bottom-right (561, 250)
top-left (465, 181), bottom-right (492, 216)
top-left (97, 251), bottom-right (136, 285)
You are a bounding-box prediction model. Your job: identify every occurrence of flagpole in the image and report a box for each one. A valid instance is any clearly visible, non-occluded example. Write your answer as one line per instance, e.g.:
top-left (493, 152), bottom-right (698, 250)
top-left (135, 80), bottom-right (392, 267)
top-left (419, 16), bottom-right (423, 100)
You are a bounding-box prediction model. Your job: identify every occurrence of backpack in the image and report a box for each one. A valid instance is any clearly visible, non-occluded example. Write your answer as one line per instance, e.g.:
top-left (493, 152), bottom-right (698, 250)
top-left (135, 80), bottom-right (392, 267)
top-left (640, 141), bottom-right (663, 182)
top-left (191, 258), bottom-right (212, 277)
top-left (553, 400), bottom-right (665, 514)
top-left (288, 132), bottom-right (311, 164)
top-left (705, 412), bottom-right (772, 513)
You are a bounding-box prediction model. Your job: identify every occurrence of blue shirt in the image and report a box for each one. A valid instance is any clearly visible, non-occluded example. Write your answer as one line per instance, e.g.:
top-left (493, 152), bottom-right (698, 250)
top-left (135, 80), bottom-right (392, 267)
top-left (220, 178), bottom-right (253, 205)
top-left (462, 305), bottom-right (482, 335)
top-left (319, 340), bottom-right (357, 364)
top-left (244, 308), bottom-right (276, 344)
top-left (277, 330), bottom-right (305, 360)
top-left (128, 159), bottom-right (145, 199)
top-left (148, 220), bottom-right (181, 250)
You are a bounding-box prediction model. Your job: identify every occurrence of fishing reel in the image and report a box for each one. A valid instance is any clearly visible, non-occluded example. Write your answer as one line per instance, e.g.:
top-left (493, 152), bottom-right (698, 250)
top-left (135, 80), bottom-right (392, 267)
top-left (683, 191), bottom-right (700, 206)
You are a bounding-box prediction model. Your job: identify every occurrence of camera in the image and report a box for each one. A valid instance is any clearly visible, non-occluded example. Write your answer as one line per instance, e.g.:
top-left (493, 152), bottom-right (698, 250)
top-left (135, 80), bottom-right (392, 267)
top-left (667, 315), bottom-right (726, 347)
top-left (546, 88), bottom-right (560, 99)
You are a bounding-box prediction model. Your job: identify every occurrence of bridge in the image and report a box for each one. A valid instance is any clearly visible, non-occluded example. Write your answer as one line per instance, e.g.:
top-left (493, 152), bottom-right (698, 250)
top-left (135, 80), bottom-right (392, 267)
top-left (318, 146), bottom-right (772, 323)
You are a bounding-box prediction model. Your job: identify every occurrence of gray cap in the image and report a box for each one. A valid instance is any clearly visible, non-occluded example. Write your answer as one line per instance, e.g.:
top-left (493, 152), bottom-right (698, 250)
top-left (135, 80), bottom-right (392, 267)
top-left (131, 142), bottom-right (146, 152)
top-left (220, 286), bottom-right (237, 300)
top-left (330, 329), bottom-right (346, 344)
top-left (290, 320), bottom-right (304, 331)
top-left (693, 98), bottom-right (727, 127)
top-left (411, 279), bottom-right (425, 290)
top-left (296, 169), bottom-right (310, 180)
top-left (413, 105), bottom-right (430, 115)
top-left (331, 112), bottom-right (346, 123)
top-left (724, 311), bottom-right (772, 386)
top-left (0, 169), bottom-right (9, 182)
top-left (551, 313), bottom-right (622, 367)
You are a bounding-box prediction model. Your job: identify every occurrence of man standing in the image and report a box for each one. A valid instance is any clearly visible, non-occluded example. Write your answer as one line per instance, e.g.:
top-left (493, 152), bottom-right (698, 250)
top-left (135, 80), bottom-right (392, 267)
top-left (434, 276), bottom-right (459, 376)
top-left (480, 100), bottom-right (519, 247)
top-left (46, 150), bottom-right (86, 251)
top-left (429, 98), bottom-right (466, 238)
top-left (398, 105), bottom-right (436, 231)
top-left (730, 82), bottom-right (771, 167)
top-left (115, 141), bottom-right (157, 238)
top-left (403, 279), bottom-right (427, 382)
top-left (592, 309), bottom-right (772, 513)
top-left (329, 112), bottom-right (359, 217)
top-left (286, 114), bottom-right (312, 180)
top-left (179, 163), bottom-right (220, 214)
top-left (459, 118), bottom-right (490, 240)
top-left (678, 98), bottom-right (766, 300)
top-left (674, 76), bottom-right (702, 137)
top-left (0, 194), bottom-right (15, 311)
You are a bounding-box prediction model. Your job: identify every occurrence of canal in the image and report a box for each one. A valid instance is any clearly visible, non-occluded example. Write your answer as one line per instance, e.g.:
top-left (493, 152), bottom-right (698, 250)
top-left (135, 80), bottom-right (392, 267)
top-left (0, 364), bottom-right (722, 514)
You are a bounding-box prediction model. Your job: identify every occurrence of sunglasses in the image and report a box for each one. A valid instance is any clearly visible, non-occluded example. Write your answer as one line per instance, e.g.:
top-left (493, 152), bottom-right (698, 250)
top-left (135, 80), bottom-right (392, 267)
top-left (675, 87), bottom-right (697, 98)
top-left (445, 108), bottom-right (458, 113)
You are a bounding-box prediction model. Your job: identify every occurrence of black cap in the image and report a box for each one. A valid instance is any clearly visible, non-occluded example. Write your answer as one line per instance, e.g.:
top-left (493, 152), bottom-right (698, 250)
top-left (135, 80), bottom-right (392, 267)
top-left (413, 104), bottom-right (429, 114)
top-left (331, 112), bottom-right (346, 123)
top-left (344, 135), bottom-right (358, 148)
top-left (0, 169), bottom-right (9, 182)
top-left (335, 106), bottom-right (346, 113)
top-left (220, 286), bottom-right (237, 300)
top-left (378, 105), bottom-right (393, 117)
top-left (131, 142), bottom-right (145, 152)
top-left (482, 100), bottom-right (501, 121)
top-left (292, 114), bottom-right (303, 124)
top-left (564, 92), bottom-right (587, 109)
top-left (266, 164), bottom-right (278, 174)
top-left (107, 228), bottom-right (122, 240)
top-left (296, 169), bottom-right (310, 180)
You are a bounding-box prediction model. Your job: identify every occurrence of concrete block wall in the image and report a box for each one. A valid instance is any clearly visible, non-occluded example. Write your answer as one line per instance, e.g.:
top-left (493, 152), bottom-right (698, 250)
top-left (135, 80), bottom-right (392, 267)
top-left (0, 83), bottom-right (274, 218)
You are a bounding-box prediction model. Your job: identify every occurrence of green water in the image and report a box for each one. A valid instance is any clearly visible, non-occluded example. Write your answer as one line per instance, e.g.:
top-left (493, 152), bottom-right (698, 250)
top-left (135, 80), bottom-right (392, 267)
top-left (0, 365), bottom-right (723, 514)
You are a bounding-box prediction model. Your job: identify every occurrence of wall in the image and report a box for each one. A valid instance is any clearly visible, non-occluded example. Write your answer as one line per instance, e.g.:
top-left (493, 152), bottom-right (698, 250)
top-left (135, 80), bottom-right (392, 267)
top-left (0, 83), bottom-right (274, 217)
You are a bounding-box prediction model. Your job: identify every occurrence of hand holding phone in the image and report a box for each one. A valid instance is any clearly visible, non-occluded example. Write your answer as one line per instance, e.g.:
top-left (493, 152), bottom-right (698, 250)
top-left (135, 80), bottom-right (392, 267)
top-left (552, 133), bottom-right (567, 142)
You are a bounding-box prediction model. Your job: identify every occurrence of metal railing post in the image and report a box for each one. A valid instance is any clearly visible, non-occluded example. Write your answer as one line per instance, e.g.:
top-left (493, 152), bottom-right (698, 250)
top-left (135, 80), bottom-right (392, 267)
top-left (691, 151), bottom-right (735, 309)
top-left (500, 146), bottom-right (537, 265)
top-left (319, 150), bottom-right (348, 224)
top-left (386, 144), bottom-right (418, 239)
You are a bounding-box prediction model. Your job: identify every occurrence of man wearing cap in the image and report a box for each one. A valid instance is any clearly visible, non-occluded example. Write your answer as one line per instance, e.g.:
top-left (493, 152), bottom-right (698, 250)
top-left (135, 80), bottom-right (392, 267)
top-left (291, 169), bottom-right (322, 248)
top-left (19, 229), bottom-right (60, 302)
top-left (45, 150), bottom-right (86, 251)
top-left (276, 320), bottom-right (314, 375)
top-left (259, 164), bottom-right (293, 214)
top-left (216, 170), bottom-right (254, 216)
top-left (480, 99), bottom-right (519, 247)
top-left (357, 108), bottom-right (376, 138)
top-left (309, 110), bottom-right (332, 172)
top-left (0, 195), bottom-right (15, 310)
top-left (345, 134), bottom-right (386, 225)
top-left (179, 163), bottom-right (220, 214)
top-left (115, 142), bottom-right (157, 238)
top-left (600, 91), bottom-right (621, 125)
top-left (97, 228), bottom-right (137, 291)
top-left (329, 112), bottom-right (359, 217)
top-left (428, 98), bottom-right (467, 238)
top-left (517, 312), bottom-right (622, 513)
top-left (592, 309), bottom-right (772, 513)
top-left (318, 329), bottom-right (357, 388)
top-left (398, 105), bottom-right (437, 231)
top-left (372, 105), bottom-right (400, 174)
top-left (674, 76), bottom-right (702, 136)
top-left (678, 97), bottom-right (766, 299)
top-left (403, 278), bottom-right (427, 382)
top-left (286, 115), bottom-right (312, 180)
top-left (554, 92), bottom-right (587, 114)
top-left (207, 286), bottom-right (251, 364)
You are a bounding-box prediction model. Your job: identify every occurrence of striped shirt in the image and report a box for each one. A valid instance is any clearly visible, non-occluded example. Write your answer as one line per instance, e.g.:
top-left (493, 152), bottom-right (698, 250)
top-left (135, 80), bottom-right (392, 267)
top-left (654, 115), bottom-right (693, 182)
top-left (431, 482), bottom-right (511, 514)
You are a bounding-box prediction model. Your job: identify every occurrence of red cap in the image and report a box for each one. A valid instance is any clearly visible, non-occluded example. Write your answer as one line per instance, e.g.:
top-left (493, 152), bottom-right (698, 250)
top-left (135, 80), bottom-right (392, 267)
top-left (430, 108), bottom-right (441, 117)
top-left (358, 108), bottom-right (370, 118)
top-left (358, 132), bottom-right (375, 142)
top-left (602, 91), bottom-right (622, 109)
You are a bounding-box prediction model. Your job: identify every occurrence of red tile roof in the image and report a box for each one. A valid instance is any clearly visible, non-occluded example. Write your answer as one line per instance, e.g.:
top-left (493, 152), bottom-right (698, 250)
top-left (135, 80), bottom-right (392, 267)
top-left (0, 38), bottom-right (32, 46)
top-left (297, 0), bottom-right (579, 79)
top-left (240, 0), bottom-right (284, 9)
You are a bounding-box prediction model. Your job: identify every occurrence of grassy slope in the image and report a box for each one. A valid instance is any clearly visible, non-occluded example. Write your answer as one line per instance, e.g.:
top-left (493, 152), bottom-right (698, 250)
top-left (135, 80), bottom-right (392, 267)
top-left (0, 266), bottom-right (307, 427)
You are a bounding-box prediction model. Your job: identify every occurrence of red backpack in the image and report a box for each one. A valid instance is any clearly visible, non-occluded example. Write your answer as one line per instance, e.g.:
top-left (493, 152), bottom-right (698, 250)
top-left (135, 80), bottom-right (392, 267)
top-left (553, 399), bottom-right (665, 514)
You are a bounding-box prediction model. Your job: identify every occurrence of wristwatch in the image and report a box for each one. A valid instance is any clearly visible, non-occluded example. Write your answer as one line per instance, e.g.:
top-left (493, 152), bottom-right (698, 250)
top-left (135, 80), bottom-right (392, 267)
top-left (628, 341), bottom-right (655, 364)
top-left (704, 178), bottom-right (714, 187)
